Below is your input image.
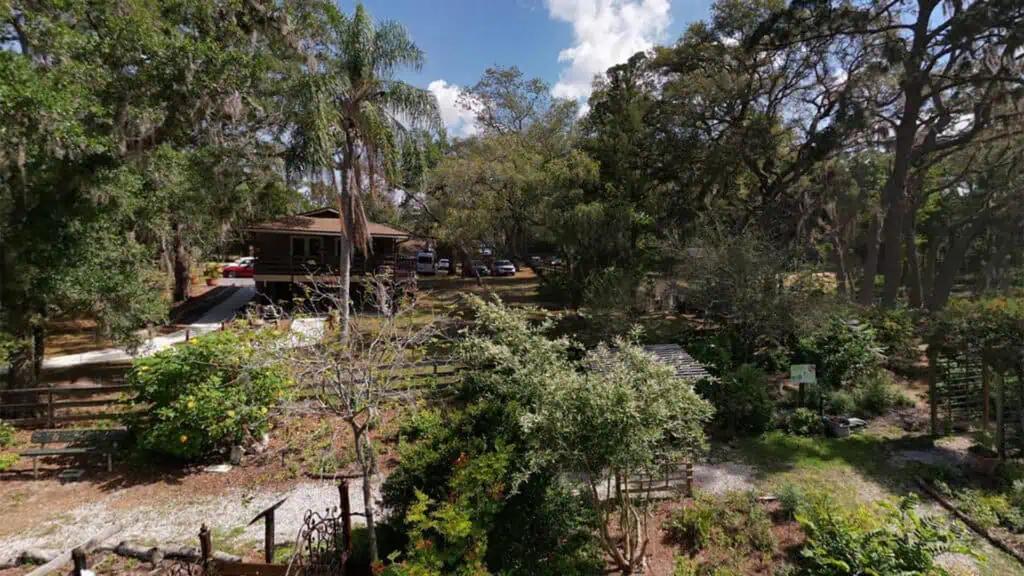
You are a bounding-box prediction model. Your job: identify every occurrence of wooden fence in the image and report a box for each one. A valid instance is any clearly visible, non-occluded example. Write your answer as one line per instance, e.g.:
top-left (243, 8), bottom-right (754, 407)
top-left (0, 384), bottom-right (137, 427)
top-left (2, 361), bottom-right (462, 428)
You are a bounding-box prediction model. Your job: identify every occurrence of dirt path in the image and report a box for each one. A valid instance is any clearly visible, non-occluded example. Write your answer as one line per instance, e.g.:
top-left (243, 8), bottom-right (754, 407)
top-left (0, 474), bottom-right (377, 558)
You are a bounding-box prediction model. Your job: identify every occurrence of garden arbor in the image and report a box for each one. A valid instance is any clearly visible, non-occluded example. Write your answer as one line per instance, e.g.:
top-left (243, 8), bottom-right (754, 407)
top-left (929, 299), bottom-right (1024, 458)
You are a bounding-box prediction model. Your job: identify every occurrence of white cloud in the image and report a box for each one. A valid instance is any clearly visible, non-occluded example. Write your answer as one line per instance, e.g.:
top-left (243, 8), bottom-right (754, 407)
top-left (428, 79), bottom-right (479, 138)
top-left (547, 0), bottom-right (671, 102)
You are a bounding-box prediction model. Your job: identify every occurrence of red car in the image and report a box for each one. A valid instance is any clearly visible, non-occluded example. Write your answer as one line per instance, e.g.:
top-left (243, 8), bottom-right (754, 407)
top-left (222, 257), bottom-right (255, 278)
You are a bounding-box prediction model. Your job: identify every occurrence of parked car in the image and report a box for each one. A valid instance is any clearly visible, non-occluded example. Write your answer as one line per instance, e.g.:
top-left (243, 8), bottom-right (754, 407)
top-left (471, 263), bottom-right (490, 276)
top-left (223, 257), bottom-right (256, 278)
top-left (437, 258), bottom-right (451, 274)
top-left (416, 251), bottom-right (436, 275)
top-left (493, 259), bottom-right (516, 276)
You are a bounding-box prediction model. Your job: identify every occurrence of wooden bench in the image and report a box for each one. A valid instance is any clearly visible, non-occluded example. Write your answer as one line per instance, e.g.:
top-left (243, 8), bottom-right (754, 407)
top-left (20, 428), bottom-right (128, 478)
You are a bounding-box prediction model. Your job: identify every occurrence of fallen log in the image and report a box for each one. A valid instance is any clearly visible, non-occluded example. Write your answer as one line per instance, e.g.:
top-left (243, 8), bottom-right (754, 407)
top-left (0, 549), bottom-right (59, 569)
top-left (4, 539), bottom-right (243, 570)
top-left (24, 523), bottom-right (121, 576)
top-left (20, 549), bottom-right (60, 565)
top-left (915, 477), bottom-right (1024, 568)
top-left (114, 541), bottom-right (241, 564)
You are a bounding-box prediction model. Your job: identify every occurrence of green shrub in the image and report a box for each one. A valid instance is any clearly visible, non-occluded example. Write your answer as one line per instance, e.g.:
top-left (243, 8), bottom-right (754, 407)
top-left (795, 315), bottom-right (883, 391)
top-left (0, 420), bottom-right (14, 448)
top-left (826, 390), bottom-right (856, 416)
top-left (203, 262), bottom-right (223, 278)
top-left (125, 329), bottom-right (288, 460)
top-left (0, 453), bottom-right (18, 471)
top-left (665, 499), bottom-right (716, 551)
top-left (697, 364), bottom-right (774, 437)
top-left (859, 305), bottom-right (917, 364)
top-left (776, 408), bottom-right (821, 436)
top-left (797, 495), bottom-right (971, 575)
top-left (851, 371), bottom-right (913, 416)
top-left (777, 483), bottom-right (803, 520)
top-left (954, 489), bottom-right (1000, 529)
top-left (665, 492), bottom-right (775, 554)
top-left (1010, 478), bottom-right (1024, 507)
top-left (674, 556), bottom-right (698, 576)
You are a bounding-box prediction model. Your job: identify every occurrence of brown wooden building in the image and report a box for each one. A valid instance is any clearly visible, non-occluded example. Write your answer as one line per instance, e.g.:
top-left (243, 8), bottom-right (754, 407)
top-left (246, 207), bottom-right (411, 302)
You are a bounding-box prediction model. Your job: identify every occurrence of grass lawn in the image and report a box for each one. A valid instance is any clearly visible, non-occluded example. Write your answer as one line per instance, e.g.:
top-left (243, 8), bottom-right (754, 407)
top-left (733, 431), bottom-right (1024, 575)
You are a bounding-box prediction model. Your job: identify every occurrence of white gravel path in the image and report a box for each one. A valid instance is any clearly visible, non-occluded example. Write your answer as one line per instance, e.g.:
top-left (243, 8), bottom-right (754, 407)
top-left (0, 478), bottom-right (379, 555)
top-left (35, 280), bottom-right (256, 370)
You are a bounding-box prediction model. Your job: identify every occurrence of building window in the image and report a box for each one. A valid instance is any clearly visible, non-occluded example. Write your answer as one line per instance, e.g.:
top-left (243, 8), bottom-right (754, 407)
top-left (291, 236), bottom-right (326, 260)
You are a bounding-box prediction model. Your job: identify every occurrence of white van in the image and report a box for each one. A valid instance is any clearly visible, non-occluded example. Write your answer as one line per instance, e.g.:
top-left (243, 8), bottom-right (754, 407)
top-left (416, 251), bottom-right (436, 275)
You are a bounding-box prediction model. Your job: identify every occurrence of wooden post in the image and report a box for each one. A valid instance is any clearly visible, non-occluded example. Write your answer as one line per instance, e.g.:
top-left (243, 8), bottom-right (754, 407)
top-left (47, 389), bottom-right (54, 428)
top-left (928, 349), bottom-right (939, 437)
top-left (248, 498), bottom-right (288, 564)
top-left (264, 509), bottom-right (275, 564)
top-left (199, 524), bottom-right (212, 571)
top-left (997, 373), bottom-right (1006, 460)
top-left (983, 364), bottom-right (992, 432)
top-left (71, 548), bottom-right (87, 576)
top-left (186, 328), bottom-right (191, 342)
top-left (338, 480), bottom-right (353, 561)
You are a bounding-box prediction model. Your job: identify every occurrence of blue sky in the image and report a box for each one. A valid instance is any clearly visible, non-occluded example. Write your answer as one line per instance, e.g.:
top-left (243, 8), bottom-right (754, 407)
top-left (347, 0), bottom-right (715, 136)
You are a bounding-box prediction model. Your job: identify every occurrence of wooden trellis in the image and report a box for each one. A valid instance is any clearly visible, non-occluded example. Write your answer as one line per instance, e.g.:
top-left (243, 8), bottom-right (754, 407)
top-left (932, 350), bottom-right (1024, 459)
top-left (933, 353), bottom-right (985, 433)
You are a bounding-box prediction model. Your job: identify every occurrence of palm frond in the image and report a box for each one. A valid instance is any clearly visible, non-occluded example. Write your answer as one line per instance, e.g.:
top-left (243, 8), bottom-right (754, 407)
top-left (340, 3), bottom-right (376, 85)
top-left (377, 80), bottom-right (442, 131)
top-left (372, 19), bottom-right (425, 77)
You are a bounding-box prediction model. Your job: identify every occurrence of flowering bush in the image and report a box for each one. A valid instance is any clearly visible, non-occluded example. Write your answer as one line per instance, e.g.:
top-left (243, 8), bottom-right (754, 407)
top-left (125, 329), bottom-right (288, 460)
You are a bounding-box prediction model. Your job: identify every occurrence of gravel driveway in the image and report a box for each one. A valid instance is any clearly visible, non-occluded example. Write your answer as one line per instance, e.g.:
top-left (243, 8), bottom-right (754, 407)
top-left (0, 477), bottom-right (379, 556)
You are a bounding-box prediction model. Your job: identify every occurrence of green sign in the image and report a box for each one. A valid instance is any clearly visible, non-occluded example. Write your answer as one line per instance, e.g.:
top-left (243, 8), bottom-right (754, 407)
top-left (790, 364), bottom-right (817, 385)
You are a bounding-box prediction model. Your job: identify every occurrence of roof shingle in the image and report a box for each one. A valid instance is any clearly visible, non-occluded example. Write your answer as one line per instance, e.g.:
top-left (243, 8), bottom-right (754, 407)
top-left (246, 212), bottom-right (409, 238)
top-left (591, 343), bottom-right (712, 382)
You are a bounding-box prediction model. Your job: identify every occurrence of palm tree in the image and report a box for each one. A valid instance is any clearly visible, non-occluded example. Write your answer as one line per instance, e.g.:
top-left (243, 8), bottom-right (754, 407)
top-left (283, 2), bottom-right (439, 563)
top-left (313, 3), bottom-right (439, 333)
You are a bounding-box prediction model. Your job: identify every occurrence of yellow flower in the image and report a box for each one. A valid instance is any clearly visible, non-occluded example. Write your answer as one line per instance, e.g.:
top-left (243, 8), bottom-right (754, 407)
top-left (187, 400), bottom-right (196, 410)
top-left (180, 435), bottom-right (188, 443)
top-left (260, 406), bottom-right (268, 414)
top-left (138, 365), bottom-right (151, 372)
top-left (227, 410), bottom-right (236, 418)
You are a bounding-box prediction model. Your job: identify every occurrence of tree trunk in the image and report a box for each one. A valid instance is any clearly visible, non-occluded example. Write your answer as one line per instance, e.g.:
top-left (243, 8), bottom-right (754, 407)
top-left (335, 137), bottom-right (356, 338)
top-left (929, 223), bottom-right (980, 310)
top-left (32, 312), bottom-right (45, 381)
top-left (858, 212), bottom-right (881, 305)
top-left (332, 157), bottom-right (353, 340)
top-left (923, 231), bottom-right (940, 306)
top-left (880, 180), bottom-right (907, 307)
top-left (832, 237), bottom-right (849, 299)
top-left (904, 217), bottom-right (923, 308)
top-left (172, 223), bottom-right (191, 303)
top-left (356, 431), bottom-right (379, 564)
top-left (880, 1), bottom-right (932, 307)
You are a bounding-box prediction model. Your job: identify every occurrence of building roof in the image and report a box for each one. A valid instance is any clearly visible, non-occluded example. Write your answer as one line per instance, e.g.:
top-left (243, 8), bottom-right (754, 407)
top-left (247, 208), bottom-right (410, 239)
top-left (639, 344), bottom-right (713, 381)
top-left (592, 344), bottom-right (712, 381)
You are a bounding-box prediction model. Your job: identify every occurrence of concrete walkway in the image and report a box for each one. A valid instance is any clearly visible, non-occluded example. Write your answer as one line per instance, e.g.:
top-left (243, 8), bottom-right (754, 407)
top-left (42, 280), bottom-right (256, 369)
